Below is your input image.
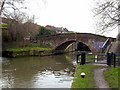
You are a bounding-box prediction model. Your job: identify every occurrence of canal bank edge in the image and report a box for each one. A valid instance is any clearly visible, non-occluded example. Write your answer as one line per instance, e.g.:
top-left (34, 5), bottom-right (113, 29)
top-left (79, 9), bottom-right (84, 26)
top-left (2, 50), bottom-right (55, 58)
top-left (2, 46), bottom-right (74, 58)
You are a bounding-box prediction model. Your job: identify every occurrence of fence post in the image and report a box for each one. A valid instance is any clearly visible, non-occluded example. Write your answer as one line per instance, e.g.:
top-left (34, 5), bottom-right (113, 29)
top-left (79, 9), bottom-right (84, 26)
top-left (107, 53), bottom-right (112, 66)
top-left (95, 55), bottom-right (97, 63)
top-left (76, 54), bottom-right (79, 63)
top-left (80, 51), bottom-right (86, 65)
top-left (113, 53), bottom-right (116, 68)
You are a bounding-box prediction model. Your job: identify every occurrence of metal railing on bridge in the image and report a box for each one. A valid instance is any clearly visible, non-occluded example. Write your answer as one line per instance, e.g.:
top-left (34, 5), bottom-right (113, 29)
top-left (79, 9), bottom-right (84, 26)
top-left (101, 38), bottom-right (111, 53)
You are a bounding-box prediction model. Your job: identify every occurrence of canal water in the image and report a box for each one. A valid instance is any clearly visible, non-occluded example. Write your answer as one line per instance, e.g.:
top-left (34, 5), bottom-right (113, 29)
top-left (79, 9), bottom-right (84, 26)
top-left (1, 53), bottom-right (76, 88)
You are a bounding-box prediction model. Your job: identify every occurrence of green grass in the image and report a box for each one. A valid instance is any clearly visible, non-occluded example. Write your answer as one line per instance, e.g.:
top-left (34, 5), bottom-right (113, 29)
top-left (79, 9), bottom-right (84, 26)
top-left (71, 65), bottom-right (101, 88)
top-left (104, 67), bottom-right (119, 88)
top-left (116, 56), bottom-right (120, 59)
top-left (86, 54), bottom-right (95, 58)
top-left (86, 54), bottom-right (96, 63)
top-left (6, 46), bottom-right (52, 52)
top-left (78, 54), bottom-right (95, 63)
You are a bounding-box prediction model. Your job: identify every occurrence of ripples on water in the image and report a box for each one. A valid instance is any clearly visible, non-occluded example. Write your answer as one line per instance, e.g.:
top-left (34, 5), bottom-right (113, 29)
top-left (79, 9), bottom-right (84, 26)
top-left (1, 53), bottom-right (76, 88)
top-left (33, 70), bottom-right (74, 88)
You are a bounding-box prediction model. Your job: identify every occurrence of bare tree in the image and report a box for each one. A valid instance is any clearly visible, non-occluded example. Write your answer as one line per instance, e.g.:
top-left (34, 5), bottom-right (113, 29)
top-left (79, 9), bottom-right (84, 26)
top-left (117, 33), bottom-right (120, 41)
top-left (0, 0), bottom-right (27, 21)
top-left (93, 0), bottom-right (120, 34)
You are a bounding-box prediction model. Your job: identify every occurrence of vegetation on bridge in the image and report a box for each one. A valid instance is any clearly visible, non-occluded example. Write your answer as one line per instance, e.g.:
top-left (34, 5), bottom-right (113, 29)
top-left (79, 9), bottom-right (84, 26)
top-left (37, 26), bottom-right (56, 37)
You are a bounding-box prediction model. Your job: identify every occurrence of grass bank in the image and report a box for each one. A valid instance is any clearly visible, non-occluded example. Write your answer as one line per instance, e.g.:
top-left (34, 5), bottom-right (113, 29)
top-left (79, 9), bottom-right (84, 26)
top-left (71, 65), bottom-right (102, 88)
top-left (3, 46), bottom-right (53, 57)
top-left (104, 67), bottom-right (119, 89)
top-left (6, 46), bottom-right (52, 52)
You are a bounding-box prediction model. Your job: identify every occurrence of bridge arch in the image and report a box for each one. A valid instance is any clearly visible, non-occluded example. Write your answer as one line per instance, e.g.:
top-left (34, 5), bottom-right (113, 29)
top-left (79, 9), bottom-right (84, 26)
top-left (77, 42), bottom-right (91, 52)
top-left (54, 40), bottom-right (92, 53)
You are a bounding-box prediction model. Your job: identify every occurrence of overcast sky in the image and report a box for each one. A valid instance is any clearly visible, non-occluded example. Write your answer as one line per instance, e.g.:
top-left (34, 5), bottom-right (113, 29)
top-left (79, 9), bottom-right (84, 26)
top-left (26, 0), bottom-right (118, 38)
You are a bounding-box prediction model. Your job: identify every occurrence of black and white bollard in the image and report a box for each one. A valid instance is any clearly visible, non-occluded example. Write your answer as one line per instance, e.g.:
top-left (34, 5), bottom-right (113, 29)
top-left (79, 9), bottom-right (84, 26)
top-left (81, 72), bottom-right (86, 78)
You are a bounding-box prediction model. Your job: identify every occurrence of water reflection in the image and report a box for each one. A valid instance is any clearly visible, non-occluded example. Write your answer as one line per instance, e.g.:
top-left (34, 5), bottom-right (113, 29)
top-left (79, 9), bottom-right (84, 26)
top-left (33, 70), bottom-right (74, 88)
top-left (2, 53), bottom-right (76, 88)
top-left (0, 57), bottom-right (2, 90)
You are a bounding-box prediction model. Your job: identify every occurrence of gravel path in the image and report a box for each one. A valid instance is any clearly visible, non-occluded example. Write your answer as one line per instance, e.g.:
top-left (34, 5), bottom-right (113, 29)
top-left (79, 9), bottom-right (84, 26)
top-left (94, 68), bottom-right (110, 89)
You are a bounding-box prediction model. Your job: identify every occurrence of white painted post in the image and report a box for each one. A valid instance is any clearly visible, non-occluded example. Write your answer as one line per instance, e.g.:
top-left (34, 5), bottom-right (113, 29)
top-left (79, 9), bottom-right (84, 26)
top-left (95, 55), bottom-right (97, 63)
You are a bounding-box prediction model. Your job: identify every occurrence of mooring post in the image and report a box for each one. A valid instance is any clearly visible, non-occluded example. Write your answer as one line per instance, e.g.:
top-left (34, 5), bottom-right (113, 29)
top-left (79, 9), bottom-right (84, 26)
top-left (80, 51), bottom-right (86, 65)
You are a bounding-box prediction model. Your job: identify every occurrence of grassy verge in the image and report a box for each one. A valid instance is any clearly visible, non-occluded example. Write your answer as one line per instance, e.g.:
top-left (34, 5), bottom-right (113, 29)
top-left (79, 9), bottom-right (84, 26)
top-left (104, 67), bottom-right (119, 88)
top-left (71, 65), bottom-right (102, 88)
top-left (6, 46), bottom-right (52, 52)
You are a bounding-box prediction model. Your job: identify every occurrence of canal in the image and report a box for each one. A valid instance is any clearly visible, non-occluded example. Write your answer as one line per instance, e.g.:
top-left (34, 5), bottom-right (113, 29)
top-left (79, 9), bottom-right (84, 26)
top-left (1, 53), bottom-right (76, 88)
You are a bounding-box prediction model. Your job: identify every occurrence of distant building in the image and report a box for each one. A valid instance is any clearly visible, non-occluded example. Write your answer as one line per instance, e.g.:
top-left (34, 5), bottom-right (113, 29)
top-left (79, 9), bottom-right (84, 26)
top-left (56, 27), bottom-right (69, 34)
top-left (45, 25), bottom-right (56, 30)
top-left (45, 25), bottom-right (69, 34)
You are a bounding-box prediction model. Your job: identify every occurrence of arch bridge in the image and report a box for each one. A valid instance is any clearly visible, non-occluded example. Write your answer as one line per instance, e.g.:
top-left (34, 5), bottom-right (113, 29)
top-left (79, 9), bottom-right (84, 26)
top-left (36, 33), bottom-right (115, 54)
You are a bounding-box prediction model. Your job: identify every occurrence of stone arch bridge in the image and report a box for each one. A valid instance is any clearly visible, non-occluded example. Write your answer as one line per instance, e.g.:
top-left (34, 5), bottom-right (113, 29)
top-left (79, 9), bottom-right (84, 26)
top-left (36, 33), bottom-right (115, 54)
